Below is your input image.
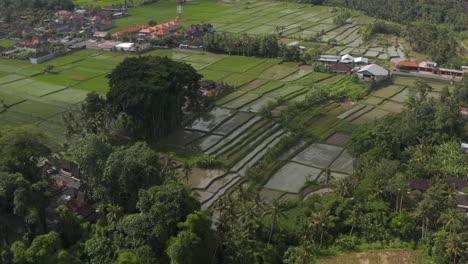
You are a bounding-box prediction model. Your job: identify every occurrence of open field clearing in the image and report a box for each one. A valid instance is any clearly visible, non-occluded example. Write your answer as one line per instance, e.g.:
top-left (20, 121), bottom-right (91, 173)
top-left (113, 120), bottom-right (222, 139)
top-left (317, 249), bottom-right (425, 264)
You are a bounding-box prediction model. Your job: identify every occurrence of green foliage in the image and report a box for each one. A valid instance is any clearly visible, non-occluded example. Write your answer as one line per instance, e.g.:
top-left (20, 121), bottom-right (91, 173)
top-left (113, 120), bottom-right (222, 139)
top-left (333, 9), bottom-right (351, 26)
top-left (390, 210), bottom-right (416, 241)
top-left (191, 154), bottom-right (226, 169)
top-left (407, 22), bottom-right (458, 63)
top-left (0, 126), bottom-right (53, 180)
top-left (203, 33), bottom-right (281, 58)
top-left (334, 234), bottom-right (359, 250)
top-left (166, 231), bottom-right (201, 264)
top-left (106, 56), bottom-right (202, 139)
top-left (311, 62), bottom-right (332, 73)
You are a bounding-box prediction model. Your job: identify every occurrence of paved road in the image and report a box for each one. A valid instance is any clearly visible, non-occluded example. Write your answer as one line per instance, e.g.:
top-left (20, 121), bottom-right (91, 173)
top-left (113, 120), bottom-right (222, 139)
top-left (0, 88), bottom-right (79, 109)
top-left (391, 71), bottom-right (462, 83)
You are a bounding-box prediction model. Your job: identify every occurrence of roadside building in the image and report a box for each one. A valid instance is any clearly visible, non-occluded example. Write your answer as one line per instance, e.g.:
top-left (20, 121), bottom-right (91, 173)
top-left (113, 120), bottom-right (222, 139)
top-left (112, 25), bottom-right (141, 37)
top-left (115, 42), bottom-right (134, 51)
top-left (331, 63), bottom-right (352, 73)
top-left (93, 31), bottom-right (109, 38)
top-left (97, 20), bottom-right (115, 31)
top-left (396, 61), bottom-right (419, 71)
top-left (354, 57), bottom-right (368, 65)
top-left (340, 54), bottom-right (354, 64)
top-left (357, 64), bottom-right (389, 82)
top-left (318, 55), bottom-right (340, 63)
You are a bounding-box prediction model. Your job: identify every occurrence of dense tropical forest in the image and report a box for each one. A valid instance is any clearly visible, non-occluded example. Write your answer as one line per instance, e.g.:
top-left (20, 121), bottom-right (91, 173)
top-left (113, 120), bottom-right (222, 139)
top-left (1, 54), bottom-right (467, 263)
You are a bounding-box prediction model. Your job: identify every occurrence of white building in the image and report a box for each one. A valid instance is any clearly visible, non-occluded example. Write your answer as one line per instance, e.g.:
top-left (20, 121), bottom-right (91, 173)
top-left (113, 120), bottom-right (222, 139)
top-left (357, 64), bottom-right (389, 82)
top-left (115, 42), bottom-right (134, 52)
top-left (354, 57), bottom-right (369, 65)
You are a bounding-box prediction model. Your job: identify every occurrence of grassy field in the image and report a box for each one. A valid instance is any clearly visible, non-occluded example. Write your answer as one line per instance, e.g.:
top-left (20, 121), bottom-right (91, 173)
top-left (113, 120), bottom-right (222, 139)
top-left (0, 40), bottom-right (16, 47)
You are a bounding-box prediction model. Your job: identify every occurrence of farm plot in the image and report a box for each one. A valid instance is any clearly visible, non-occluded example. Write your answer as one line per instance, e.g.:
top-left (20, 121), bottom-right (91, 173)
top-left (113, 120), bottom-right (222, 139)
top-left (222, 73), bottom-right (258, 87)
top-left (281, 69), bottom-right (312, 82)
top-left (345, 105), bottom-right (374, 121)
top-left (206, 55), bottom-right (266, 72)
top-left (251, 81), bottom-right (284, 95)
top-left (352, 108), bottom-right (389, 124)
top-left (223, 93), bottom-right (260, 109)
top-left (264, 162), bottom-right (322, 193)
top-left (364, 96), bottom-right (384, 105)
top-left (72, 76), bottom-right (109, 94)
top-left (0, 91), bottom-right (25, 106)
top-left (188, 169), bottom-right (227, 190)
top-left (378, 101), bottom-right (404, 113)
top-left (292, 143), bottom-right (344, 168)
top-left (259, 63), bottom-right (298, 80)
top-left (41, 88), bottom-right (90, 105)
top-left (190, 134), bottom-right (224, 152)
top-left (163, 129), bottom-right (205, 146)
top-left (325, 132), bottom-right (351, 147)
top-left (329, 150), bottom-right (354, 174)
top-left (266, 85), bottom-right (304, 98)
top-left (240, 96), bottom-right (276, 113)
top-left (291, 72), bottom-right (332, 86)
top-left (1, 78), bottom-right (65, 97)
top-left (9, 100), bottom-right (66, 120)
top-left (0, 74), bottom-right (26, 84)
top-left (185, 107), bottom-right (233, 132)
top-left (216, 91), bottom-right (246, 105)
top-left (391, 88), bottom-right (409, 102)
top-left (239, 79), bottom-right (269, 91)
top-left (373, 85), bottom-right (404, 98)
top-left (260, 188), bottom-right (285, 202)
top-left (213, 112), bottom-right (253, 135)
top-left (336, 104), bottom-right (365, 119)
top-left (199, 69), bottom-right (232, 81)
top-left (0, 110), bottom-right (43, 128)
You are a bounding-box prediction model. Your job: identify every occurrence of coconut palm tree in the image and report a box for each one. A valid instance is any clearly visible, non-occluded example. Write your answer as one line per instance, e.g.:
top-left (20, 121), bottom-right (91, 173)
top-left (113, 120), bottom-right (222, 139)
top-left (311, 209), bottom-right (334, 246)
top-left (106, 204), bottom-right (123, 226)
top-left (438, 208), bottom-right (464, 233)
top-left (263, 198), bottom-right (287, 246)
top-left (445, 233), bottom-right (465, 264)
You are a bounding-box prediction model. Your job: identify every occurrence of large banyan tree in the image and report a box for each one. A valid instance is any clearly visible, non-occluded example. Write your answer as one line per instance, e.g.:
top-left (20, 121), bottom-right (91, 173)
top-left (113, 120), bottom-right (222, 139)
top-left (106, 56), bottom-right (202, 139)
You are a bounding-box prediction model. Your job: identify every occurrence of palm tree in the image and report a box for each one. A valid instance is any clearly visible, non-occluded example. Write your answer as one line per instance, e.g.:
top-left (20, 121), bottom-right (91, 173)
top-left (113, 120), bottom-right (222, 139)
top-left (346, 206), bottom-right (362, 235)
top-left (445, 233), bottom-right (465, 264)
top-left (311, 209), bottom-right (333, 246)
top-left (106, 204), bottom-right (123, 226)
top-left (263, 198), bottom-right (287, 246)
top-left (322, 168), bottom-right (334, 188)
top-left (182, 161), bottom-right (192, 184)
top-left (334, 177), bottom-right (350, 197)
top-left (438, 208), bottom-right (464, 233)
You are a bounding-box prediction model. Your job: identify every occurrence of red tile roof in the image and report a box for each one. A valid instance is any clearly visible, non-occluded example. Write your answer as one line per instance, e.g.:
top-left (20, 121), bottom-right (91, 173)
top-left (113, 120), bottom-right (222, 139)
top-left (65, 199), bottom-right (86, 212)
top-left (397, 61), bottom-right (419, 68)
top-left (100, 20), bottom-right (113, 24)
top-left (112, 26), bottom-right (141, 37)
top-left (21, 39), bottom-right (40, 46)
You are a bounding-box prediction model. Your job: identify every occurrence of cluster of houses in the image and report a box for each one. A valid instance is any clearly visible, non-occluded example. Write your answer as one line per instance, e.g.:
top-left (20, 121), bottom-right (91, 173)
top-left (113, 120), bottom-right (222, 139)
top-left (396, 61), bottom-right (465, 79)
top-left (0, 5), bottom-right (129, 63)
top-left (41, 160), bottom-right (98, 225)
top-left (318, 53), bottom-right (390, 82)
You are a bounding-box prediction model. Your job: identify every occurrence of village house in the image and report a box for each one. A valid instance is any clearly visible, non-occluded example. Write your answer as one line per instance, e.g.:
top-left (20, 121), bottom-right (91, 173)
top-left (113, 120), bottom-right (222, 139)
top-left (97, 20), bottom-right (115, 31)
top-left (357, 64), bottom-right (389, 82)
top-left (113, 25), bottom-right (142, 38)
top-left (397, 61), bottom-right (464, 78)
top-left (93, 31), bottom-right (110, 38)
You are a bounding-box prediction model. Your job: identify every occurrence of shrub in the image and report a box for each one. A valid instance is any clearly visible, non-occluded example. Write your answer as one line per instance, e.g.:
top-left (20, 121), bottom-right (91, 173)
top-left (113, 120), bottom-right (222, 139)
top-left (334, 234), bottom-right (359, 250)
top-left (192, 154), bottom-right (226, 169)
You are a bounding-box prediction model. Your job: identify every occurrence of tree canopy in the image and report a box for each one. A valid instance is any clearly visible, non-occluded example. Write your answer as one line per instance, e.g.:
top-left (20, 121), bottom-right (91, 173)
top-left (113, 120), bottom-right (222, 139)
top-left (106, 56), bottom-right (202, 140)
